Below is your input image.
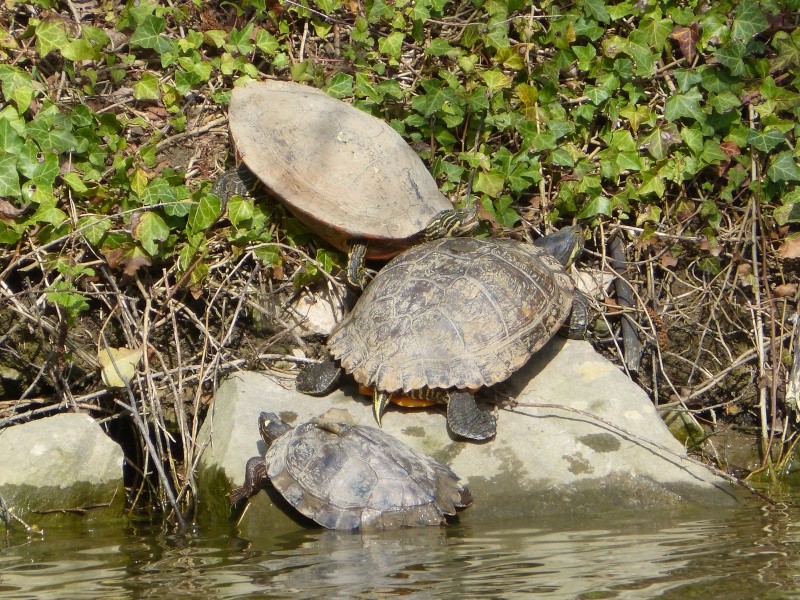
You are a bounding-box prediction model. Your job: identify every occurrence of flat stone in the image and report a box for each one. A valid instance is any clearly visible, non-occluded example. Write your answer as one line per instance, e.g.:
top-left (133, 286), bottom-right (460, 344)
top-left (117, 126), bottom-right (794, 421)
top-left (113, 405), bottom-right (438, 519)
top-left (197, 339), bottom-right (742, 534)
top-left (0, 413), bottom-right (125, 527)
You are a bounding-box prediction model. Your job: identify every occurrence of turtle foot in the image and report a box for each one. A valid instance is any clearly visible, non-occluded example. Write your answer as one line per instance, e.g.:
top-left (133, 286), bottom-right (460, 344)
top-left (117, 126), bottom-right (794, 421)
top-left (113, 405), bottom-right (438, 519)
top-left (446, 392), bottom-right (496, 441)
top-left (296, 359), bottom-right (342, 396)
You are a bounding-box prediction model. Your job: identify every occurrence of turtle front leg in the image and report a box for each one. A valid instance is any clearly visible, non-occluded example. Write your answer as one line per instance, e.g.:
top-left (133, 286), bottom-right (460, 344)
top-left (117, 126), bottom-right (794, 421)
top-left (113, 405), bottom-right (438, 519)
top-left (567, 293), bottom-right (590, 339)
top-left (229, 456), bottom-right (268, 508)
top-left (446, 391), bottom-right (496, 441)
top-left (212, 164), bottom-right (261, 211)
top-left (346, 240), bottom-right (376, 290)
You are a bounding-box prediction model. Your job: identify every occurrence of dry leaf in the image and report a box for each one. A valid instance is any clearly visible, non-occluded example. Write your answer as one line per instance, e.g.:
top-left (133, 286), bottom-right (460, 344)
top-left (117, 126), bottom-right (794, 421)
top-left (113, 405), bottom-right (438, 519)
top-left (0, 200), bottom-right (30, 223)
top-left (774, 283), bottom-right (798, 298)
top-left (660, 252), bottom-right (678, 268)
top-left (99, 346), bottom-right (144, 388)
top-left (777, 238), bottom-right (800, 260)
top-left (737, 262), bottom-right (752, 278)
top-left (669, 23), bottom-right (700, 64)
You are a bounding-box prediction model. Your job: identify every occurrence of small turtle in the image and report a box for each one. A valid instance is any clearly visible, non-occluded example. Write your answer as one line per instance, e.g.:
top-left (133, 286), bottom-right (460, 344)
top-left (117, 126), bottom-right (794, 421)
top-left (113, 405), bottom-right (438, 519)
top-left (229, 411), bottom-right (472, 531)
top-left (299, 226), bottom-right (586, 441)
top-left (214, 80), bottom-right (478, 288)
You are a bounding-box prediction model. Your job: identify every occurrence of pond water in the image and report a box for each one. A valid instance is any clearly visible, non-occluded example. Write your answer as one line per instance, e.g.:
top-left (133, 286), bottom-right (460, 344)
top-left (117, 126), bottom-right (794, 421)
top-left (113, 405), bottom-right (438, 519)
top-left (3, 491), bottom-right (800, 599)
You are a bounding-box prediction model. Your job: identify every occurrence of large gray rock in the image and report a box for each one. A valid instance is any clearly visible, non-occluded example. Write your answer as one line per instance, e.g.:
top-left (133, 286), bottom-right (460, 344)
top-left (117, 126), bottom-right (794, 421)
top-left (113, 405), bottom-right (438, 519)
top-left (0, 412), bottom-right (125, 527)
top-left (197, 339), bottom-right (741, 533)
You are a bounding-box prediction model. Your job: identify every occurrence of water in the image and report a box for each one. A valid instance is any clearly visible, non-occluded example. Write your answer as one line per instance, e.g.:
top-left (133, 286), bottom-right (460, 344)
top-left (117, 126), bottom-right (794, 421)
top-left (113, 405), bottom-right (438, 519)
top-left (3, 495), bottom-right (800, 599)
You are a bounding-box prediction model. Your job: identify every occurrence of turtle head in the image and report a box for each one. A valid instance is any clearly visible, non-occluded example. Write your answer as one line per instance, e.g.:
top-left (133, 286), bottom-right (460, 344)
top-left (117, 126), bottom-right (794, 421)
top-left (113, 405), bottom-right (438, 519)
top-left (423, 205), bottom-right (480, 241)
top-left (533, 225), bottom-right (584, 268)
top-left (258, 412), bottom-right (292, 445)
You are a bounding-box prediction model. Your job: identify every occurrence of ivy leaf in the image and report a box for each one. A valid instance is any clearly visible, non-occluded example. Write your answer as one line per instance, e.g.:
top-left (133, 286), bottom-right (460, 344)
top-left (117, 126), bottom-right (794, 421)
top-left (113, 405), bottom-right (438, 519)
top-left (576, 196), bottom-right (612, 219)
top-left (63, 171), bottom-right (89, 193)
top-left (0, 118), bottom-right (23, 154)
top-left (133, 211), bottom-right (170, 256)
top-left (378, 32), bottom-right (404, 60)
top-left (474, 170), bottom-right (505, 197)
top-left (78, 215), bottom-right (111, 246)
top-left (188, 193), bottom-right (222, 233)
top-left (625, 30), bottom-right (656, 75)
top-left (0, 154), bottom-right (20, 197)
top-left (772, 31), bottom-right (800, 71)
top-left (774, 191), bottom-right (800, 225)
top-left (768, 151), bottom-right (800, 182)
top-left (227, 195), bottom-right (254, 228)
top-left (480, 69), bottom-right (512, 91)
top-left (410, 80), bottom-right (458, 117)
top-left (640, 17), bottom-right (673, 50)
top-left (325, 73), bottom-right (353, 99)
top-left (130, 15), bottom-right (172, 54)
top-left (731, 0), bottom-right (768, 43)
top-left (747, 129), bottom-right (785, 152)
top-left (581, 0), bottom-right (610, 24)
top-left (715, 42), bottom-right (747, 76)
top-left (35, 20), bottom-right (68, 57)
top-left (638, 172), bottom-right (666, 197)
top-left (134, 72), bottom-right (161, 100)
top-left (425, 38), bottom-right (456, 57)
top-left (664, 88), bottom-right (706, 123)
top-left (699, 140), bottom-right (729, 165)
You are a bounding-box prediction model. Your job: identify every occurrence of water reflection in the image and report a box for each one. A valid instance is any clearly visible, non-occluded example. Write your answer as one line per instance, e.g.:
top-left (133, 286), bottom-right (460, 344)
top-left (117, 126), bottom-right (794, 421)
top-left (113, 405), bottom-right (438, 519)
top-left (3, 501), bottom-right (800, 598)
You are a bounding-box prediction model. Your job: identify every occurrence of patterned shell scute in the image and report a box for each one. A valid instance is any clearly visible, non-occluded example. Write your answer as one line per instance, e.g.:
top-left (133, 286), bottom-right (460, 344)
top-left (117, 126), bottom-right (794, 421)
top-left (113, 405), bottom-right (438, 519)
top-left (228, 80), bottom-right (452, 255)
top-left (265, 420), bottom-right (467, 530)
top-left (328, 237), bottom-right (575, 394)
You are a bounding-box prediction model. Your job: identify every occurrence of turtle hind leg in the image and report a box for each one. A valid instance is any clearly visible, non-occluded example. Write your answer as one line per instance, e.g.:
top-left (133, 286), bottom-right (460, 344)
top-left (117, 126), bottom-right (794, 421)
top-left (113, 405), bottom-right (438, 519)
top-left (296, 358), bottom-right (342, 396)
top-left (446, 392), bottom-right (496, 441)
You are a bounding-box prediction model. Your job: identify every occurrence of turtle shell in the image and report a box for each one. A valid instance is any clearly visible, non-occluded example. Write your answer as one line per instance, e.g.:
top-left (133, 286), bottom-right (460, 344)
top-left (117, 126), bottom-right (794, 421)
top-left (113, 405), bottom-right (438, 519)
top-left (328, 237), bottom-right (575, 394)
top-left (266, 418), bottom-right (469, 530)
top-left (228, 80), bottom-right (453, 259)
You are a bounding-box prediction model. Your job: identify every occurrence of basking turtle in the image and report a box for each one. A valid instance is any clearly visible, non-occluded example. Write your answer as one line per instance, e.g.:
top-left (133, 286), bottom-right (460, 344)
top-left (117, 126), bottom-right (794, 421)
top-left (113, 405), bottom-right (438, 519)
top-left (214, 80), bottom-right (478, 288)
top-left (229, 411), bottom-right (472, 531)
top-left (300, 226), bottom-right (585, 441)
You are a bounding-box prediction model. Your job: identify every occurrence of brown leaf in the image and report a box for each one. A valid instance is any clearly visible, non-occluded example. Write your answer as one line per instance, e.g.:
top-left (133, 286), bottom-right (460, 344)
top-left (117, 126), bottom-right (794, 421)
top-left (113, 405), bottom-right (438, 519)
top-left (777, 238), bottom-right (800, 260)
top-left (476, 202), bottom-right (501, 231)
top-left (0, 200), bottom-right (30, 223)
top-left (660, 252), bottom-right (678, 268)
top-left (670, 23), bottom-right (700, 64)
top-left (736, 262), bottom-right (752, 278)
top-left (774, 283), bottom-right (798, 298)
top-left (719, 141), bottom-right (741, 159)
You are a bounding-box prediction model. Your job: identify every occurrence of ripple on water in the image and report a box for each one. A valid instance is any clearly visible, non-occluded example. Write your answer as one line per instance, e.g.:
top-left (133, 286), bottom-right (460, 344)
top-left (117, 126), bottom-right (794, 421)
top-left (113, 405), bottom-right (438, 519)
top-left (2, 501), bottom-right (800, 599)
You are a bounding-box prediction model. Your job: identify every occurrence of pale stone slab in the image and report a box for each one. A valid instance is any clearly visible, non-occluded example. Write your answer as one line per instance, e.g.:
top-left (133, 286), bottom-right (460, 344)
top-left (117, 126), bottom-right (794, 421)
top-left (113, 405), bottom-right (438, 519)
top-left (197, 339), bottom-right (740, 533)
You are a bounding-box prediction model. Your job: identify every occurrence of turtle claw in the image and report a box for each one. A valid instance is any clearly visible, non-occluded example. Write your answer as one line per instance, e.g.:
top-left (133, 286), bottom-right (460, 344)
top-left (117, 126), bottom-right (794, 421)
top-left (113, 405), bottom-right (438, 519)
top-left (446, 392), bottom-right (496, 441)
top-left (373, 390), bottom-right (392, 427)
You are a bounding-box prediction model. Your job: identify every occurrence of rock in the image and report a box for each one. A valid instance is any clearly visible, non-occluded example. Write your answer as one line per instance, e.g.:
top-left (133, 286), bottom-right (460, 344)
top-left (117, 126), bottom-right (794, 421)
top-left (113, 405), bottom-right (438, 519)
top-left (196, 339), bottom-right (741, 534)
top-left (0, 413), bottom-right (125, 528)
top-left (284, 282), bottom-right (345, 337)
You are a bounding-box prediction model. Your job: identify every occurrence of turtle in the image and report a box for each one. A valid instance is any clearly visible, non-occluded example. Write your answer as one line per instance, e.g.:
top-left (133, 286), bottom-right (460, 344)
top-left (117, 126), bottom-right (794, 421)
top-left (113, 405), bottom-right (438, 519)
top-left (213, 80), bottom-right (478, 288)
top-left (228, 410), bottom-right (472, 531)
top-left (298, 226), bottom-right (586, 441)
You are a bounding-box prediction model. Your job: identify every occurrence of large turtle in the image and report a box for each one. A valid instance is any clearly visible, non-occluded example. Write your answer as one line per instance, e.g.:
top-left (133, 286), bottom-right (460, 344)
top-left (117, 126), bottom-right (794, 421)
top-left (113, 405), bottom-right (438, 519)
top-left (299, 226), bottom-right (585, 441)
top-left (229, 410), bottom-right (472, 531)
top-left (214, 80), bottom-right (478, 288)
